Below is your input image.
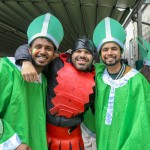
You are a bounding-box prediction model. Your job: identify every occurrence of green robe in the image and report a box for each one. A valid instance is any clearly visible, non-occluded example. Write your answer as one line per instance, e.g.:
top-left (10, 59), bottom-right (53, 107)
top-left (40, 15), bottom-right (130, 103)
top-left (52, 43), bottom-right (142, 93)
top-left (0, 57), bottom-right (48, 150)
top-left (83, 108), bottom-right (96, 133)
top-left (95, 63), bottom-right (150, 150)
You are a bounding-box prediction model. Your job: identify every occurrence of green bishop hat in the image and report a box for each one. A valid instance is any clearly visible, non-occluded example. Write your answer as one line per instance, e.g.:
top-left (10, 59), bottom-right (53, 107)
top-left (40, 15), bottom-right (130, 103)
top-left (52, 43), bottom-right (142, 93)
top-left (136, 36), bottom-right (150, 66)
top-left (93, 17), bottom-right (126, 53)
top-left (27, 13), bottom-right (64, 49)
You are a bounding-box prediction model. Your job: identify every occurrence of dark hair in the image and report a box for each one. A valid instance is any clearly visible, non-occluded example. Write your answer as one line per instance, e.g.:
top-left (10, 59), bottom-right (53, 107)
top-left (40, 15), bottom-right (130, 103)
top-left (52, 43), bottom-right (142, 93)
top-left (72, 36), bottom-right (95, 55)
top-left (121, 59), bottom-right (128, 65)
top-left (93, 49), bottom-right (100, 63)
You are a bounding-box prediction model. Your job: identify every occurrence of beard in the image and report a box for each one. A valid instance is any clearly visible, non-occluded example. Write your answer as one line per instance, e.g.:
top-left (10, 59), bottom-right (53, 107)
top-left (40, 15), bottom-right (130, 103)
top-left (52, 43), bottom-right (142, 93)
top-left (101, 57), bottom-right (120, 66)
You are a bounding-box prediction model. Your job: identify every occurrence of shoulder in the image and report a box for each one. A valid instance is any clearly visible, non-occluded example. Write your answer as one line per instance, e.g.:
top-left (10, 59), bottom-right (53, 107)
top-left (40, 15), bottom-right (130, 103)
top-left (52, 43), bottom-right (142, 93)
top-left (0, 57), bottom-right (16, 79)
top-left (49, 57), bottom-right (64, 71)
top-left (43, 57), bottom-right (64, 77)
top-left (0, 57), bottom-right (14, 69)
top-left (94, 63), bottom-right (105, 76)
top-left (127, 69), bottom-right (150, 87)
top-left (0, 57), bottom-right (22, 76)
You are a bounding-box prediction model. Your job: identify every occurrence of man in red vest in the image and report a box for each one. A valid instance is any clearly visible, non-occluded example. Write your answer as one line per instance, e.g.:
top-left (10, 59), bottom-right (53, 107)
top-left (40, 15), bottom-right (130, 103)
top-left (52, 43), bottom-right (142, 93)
top-left (15, 36), bottom-right (95, 150)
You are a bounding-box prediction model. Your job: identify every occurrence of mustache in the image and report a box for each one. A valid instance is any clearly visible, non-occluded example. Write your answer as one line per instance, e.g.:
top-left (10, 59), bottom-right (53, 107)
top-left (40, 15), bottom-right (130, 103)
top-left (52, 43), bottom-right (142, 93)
top-left (76, 56), bottom-right (87, 60)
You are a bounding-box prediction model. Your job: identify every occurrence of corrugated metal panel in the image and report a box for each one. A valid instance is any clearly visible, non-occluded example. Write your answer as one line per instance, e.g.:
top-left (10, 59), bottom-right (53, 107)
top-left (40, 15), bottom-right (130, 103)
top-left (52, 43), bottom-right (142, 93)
top-left (98, 0), bottom-right (117, 6)
top-left (0, 0), bottom-right (144, 56)
top-left (96, 6), bottom-right (113, 24)
top-left (111, 8), bottom-right (125, 21)
top-left (81, 0), bottom-right (97, 38)
top-left (65, 0), bottom-right (85, 35)
top-left (117, 0), bottom-right (137, 8)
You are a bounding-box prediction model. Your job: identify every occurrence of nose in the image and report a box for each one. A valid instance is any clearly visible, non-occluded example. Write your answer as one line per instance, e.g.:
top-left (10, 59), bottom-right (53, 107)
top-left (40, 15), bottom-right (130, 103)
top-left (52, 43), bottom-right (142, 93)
top-left (40, 47), bottom-right (46, 54)
top-left (107, 49), bottom-right (113, 55)
top-left (80, 51), bottom-right (86, 57)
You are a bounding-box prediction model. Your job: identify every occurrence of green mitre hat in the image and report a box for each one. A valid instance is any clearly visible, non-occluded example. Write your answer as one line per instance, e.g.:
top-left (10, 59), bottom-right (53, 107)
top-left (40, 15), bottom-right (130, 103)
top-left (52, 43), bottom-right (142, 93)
top-left (93, 17), bottom-right (126, 53)
top-left (136, 36), bottom-right (150, 66)
top-left (27, 13), bottom-right (64, 49)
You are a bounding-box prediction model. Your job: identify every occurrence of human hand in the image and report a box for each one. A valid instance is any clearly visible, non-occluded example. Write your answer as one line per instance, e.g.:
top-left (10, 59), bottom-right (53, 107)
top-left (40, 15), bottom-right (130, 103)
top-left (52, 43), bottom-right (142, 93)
top-left (16, 143), bottom-right (32, 150)
top-left (21, 61), bottom-right (40, 82)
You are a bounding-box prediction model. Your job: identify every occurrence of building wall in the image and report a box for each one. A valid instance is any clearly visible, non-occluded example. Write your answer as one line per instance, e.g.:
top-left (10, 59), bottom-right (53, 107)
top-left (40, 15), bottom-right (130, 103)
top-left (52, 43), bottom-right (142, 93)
top-left (124, 4), bottom-right (150, 68)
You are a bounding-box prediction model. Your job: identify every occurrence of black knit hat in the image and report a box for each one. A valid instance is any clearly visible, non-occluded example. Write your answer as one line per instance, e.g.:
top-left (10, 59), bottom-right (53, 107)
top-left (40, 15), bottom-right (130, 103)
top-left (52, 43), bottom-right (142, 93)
top-left (72, 36), bottom-right (95, 55)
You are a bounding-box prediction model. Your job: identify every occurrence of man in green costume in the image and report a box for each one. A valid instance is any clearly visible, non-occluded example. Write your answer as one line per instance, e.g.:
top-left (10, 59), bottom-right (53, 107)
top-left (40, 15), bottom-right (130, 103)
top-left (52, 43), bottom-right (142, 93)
top-left (0, 13), bottom-right (64, 150)
top-left (93, 17), bottom-right (150, 150)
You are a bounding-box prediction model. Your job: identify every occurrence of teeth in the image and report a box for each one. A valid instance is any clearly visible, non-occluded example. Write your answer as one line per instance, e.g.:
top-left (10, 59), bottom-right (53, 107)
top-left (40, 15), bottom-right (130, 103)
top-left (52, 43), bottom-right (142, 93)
top-left (107, 58), bottom-right (113, 61)
top-left (37, 56), bottom-right (46, 60)
top-left (77, 59), bottom-right (86, 62)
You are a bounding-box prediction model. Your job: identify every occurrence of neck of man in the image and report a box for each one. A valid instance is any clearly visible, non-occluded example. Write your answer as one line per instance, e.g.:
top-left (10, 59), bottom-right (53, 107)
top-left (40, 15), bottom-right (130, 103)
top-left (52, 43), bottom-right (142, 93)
top-left (34, 66), bottom-right (43, 74)
top-left (107, 61), bottom-right (122, 74)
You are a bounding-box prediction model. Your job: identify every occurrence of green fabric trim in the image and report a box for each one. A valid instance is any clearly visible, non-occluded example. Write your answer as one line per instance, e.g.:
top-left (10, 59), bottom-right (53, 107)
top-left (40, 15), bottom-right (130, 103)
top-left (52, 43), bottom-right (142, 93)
top-left (94, 63), bottom-right (105, 76)
top-left (0, 119), bottom-right (3, 138)
top-left (83, 108), bottom-right (95, 133)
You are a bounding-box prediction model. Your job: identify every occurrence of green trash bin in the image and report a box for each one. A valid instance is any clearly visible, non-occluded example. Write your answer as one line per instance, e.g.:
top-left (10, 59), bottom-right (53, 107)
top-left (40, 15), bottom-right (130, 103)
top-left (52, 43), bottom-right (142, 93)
top-left (136, 60), bottom-right (143, 70)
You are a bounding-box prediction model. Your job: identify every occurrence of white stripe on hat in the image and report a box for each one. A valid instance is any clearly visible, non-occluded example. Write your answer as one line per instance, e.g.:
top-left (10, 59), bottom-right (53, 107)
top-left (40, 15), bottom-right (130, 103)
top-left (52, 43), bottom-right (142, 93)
top-left (105, 17), bottom-right (112, 39)
top-left (40, 13), bottom-right (59, 49)
top-left (97, 17), bottom-right (124, 52)
top-left (28, 13), bottom-right (59, 49)
top-left (41, 13), bottom-right (51, 35)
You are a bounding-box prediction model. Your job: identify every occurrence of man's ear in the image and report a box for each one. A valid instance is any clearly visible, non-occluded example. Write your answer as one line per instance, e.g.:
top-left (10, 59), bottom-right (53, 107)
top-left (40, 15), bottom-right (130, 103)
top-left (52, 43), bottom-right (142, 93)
top-left (53, 52), bottom-right (59, 60)
top-left (28, 47), bottom-right (32, 55)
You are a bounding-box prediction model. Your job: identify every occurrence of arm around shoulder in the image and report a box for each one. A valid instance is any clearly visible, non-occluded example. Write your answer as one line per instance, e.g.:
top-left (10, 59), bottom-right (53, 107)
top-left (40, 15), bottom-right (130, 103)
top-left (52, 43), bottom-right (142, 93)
top-left (15, 44), bottom-right (32, 65)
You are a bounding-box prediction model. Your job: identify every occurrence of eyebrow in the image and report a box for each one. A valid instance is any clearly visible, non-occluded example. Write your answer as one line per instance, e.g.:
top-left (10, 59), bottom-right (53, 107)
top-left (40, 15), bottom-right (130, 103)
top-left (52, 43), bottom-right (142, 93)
top-left (102, 46), bottom-right (118, 49)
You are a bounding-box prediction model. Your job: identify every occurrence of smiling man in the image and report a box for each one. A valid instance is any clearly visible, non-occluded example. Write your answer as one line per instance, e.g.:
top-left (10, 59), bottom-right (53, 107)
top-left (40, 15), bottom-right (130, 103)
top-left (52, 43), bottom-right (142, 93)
top-left (71, 49), bottom-right (93, 71)
top-left (14, 36), bottom-right (95, 150)
top-left (93, 17), bottom-right (150, 150)
top-left (0, 13), bottom-right (64, 150)
top-left (101, 42), bottom-right (121, 66)
top-left (71, 37), bottom-right (94, 71)
top-left (29, 38), bottom-right (55, 70)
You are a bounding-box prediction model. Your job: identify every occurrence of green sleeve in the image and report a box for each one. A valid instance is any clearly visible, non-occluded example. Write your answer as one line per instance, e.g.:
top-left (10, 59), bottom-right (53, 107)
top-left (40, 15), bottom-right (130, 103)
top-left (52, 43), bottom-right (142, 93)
top-left (0, 58), bottom-right (21, 147)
